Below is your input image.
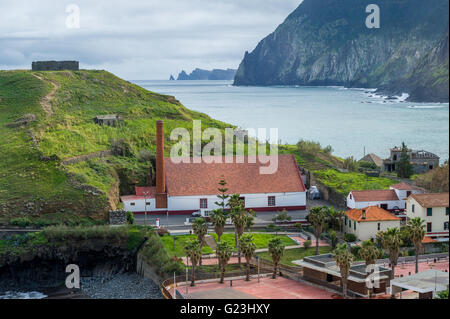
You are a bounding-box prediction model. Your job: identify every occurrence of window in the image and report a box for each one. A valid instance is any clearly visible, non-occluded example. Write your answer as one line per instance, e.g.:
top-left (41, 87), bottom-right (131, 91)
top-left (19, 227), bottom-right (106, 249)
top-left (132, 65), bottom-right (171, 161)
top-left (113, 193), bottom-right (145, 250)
top-left (130, 203), bottom-right (135, 206)
top-left (446, 207), bottom-right (449, 216)
top-left (200, 198), bottom-right (208, 209)
top-left (444, 222), bottom-right (449, 231)
top-left (406, 191), bottom-right (412, 198)
top-left (349, 220), bottom-right (352, 228)
top-left (377, 223), bottom-right (381, 231)
top-left (412, 204), bottom-right (415, 213)
top-left (146, 202), bottom-right (151, 206)
top-left (427, 222), bottom-right (432, 232)
top-left (268, 196), bottom-right (276, 207)
top-left (380, 204), bottom-right (388, 210)
top-left (427, 208), bottom-right (433, 217)
top-left (350, 194), bottom-right (353, 200)
top-left (239, 197), bottom-right (246, 207)
top-left (354, 222), bottom-right (356, 230)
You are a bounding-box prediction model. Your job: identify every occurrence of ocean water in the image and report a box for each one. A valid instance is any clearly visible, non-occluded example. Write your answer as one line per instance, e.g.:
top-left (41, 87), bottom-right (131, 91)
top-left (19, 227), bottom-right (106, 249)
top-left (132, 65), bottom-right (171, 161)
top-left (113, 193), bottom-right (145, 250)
top-left (133, 80), bottom-right (449, 162)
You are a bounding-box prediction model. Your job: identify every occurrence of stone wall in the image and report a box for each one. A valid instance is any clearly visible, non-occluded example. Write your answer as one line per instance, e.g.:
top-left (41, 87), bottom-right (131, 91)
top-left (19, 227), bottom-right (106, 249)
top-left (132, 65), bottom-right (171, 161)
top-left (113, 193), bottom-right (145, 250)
top-left (32, 61), bottom-right (79, 71)
top-left (109, 210), bottom-right (127, 225)
top-left (309, 171), bottom-right (347, 208)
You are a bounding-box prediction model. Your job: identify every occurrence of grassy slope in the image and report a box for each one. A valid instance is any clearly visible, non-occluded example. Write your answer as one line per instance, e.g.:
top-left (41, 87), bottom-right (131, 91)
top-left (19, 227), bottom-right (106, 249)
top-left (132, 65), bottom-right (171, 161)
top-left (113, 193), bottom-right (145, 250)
top-left (0, 69), bottom-right (399, 224)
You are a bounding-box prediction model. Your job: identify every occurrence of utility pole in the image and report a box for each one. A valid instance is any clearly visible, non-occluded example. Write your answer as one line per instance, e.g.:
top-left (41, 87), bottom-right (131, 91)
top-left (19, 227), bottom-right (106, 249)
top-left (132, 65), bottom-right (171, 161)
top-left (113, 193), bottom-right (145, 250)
top-left (173, 272), bottom-right (177, 299)
top-left (186, 257), bottom-right (189, 295)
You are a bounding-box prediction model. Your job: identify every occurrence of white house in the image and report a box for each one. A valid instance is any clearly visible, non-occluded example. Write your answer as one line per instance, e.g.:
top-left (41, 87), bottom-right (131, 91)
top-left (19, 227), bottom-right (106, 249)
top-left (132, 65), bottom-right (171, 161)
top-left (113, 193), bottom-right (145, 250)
top-left (344, 206), bottom-right (402, 241)
top-left (346, 183), bottom-right (425, 213)
top-left (121, 121), bottom-right (307, 215)
top-left (405, 193), bottom-right (449, 240)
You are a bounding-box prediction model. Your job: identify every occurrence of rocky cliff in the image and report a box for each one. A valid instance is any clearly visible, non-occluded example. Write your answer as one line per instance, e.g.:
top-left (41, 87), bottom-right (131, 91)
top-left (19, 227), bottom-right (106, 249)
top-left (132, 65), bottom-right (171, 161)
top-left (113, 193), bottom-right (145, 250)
top-left (177, 68), bottom-right (237, 80)
top-left (234, 0), bottom-right (449, 101)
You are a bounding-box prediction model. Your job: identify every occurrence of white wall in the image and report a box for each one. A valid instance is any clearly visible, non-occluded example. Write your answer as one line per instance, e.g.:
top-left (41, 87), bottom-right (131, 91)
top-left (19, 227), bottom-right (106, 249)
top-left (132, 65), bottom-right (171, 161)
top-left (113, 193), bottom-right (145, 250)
top-left (346, 194), bottom-right (404, 211)
top-left (406, 197), bottom-right (449, 237)
top-left (344, 218), bottom-right (401, 241)
top-left (123, 191), bottom-right (306, 213)
top-left (391, 187), bottom-right (423, 201)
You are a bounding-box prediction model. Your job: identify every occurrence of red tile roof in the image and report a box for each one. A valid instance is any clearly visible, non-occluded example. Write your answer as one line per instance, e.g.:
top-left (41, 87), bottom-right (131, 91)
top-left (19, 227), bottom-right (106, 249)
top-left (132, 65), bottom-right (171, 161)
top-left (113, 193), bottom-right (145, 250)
top-left (422, 236), bottom-right (438, 244)
top-left (410, 193), bottom-right (449, 208)
top-left (121, 187), bottom-right (156, 201)
top-left (164, 154), bottom-right (306, 196)
top-left (346, 206), bottom-right (401, 222)
top-left (351, 189), bottom-right (400, 202)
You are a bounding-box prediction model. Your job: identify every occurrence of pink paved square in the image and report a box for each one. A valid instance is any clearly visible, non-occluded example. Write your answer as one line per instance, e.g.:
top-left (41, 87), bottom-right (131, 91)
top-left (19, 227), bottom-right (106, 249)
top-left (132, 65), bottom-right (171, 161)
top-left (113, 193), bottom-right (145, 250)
top-left (181, 277), bottom-right (341, 299)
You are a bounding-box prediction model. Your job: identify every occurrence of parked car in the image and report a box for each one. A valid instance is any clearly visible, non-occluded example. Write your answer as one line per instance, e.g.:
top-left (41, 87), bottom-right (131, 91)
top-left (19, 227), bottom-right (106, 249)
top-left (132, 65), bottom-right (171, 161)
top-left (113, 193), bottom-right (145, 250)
top-left (308, 186), bottom-right (322, 200)
top-left (191, 211), bottom-right (202, 218)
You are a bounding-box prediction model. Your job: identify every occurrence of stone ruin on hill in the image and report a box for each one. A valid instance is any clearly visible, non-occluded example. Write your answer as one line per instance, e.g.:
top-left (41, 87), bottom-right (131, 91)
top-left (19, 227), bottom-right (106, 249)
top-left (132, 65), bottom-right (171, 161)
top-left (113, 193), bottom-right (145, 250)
top-left (32, 61), bottom-right (79, 71)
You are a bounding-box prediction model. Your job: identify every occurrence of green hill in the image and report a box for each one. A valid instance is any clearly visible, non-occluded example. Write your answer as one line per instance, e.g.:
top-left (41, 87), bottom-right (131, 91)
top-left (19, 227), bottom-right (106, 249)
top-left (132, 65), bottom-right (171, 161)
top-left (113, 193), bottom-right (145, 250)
top-left (0, 70), bottom-right (229, 225)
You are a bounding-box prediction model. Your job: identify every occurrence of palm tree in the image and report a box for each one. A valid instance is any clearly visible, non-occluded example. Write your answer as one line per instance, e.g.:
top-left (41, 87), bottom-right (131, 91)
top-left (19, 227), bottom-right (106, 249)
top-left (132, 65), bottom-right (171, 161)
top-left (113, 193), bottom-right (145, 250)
top-left (240, 234), bottom-right (257, 281)
top-left (359, 240), bottom-right (381, 298)
top-left (378, 227), bottom-right (402, 279)
top-left (406, 217), bottom-right (426, 273)
top-left (268, 237), bottom-right (285, 279)
top-left (334, 244), bottom-right (354, 299)
top-left (216, 241), bottom-right (233, 284)
top-left (335, 210), bottom-right (346, 233)
top-left (210, 209), bottom-right (227, 242)
top-left (192, 218), bottom-right (208, 266)
top-left (307, 206), bottom-right (327, 255)
top-left (184, 240), bottom-right (202, 287)
top-left (330, 230), bottom-right (338, 249)
top-left (228, 194), bottom-right (244, 247)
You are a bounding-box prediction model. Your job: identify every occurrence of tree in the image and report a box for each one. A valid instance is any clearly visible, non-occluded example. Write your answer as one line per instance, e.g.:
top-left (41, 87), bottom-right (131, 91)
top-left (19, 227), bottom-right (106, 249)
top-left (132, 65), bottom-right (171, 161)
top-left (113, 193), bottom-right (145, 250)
top-left (210, 209), bottom-right (227, 242)
top-left (334, 244), bottom-right (354, 299)
top-left (230, 199), bottom-right (249, 268)
top-left (359, 240), bottom-right (381, 298)
top-left (307, 206), bottom-right (328, 255)
top-left (268, 237), bottom-right (285, 279)
top-left (214, 177), bottom-right (229, 215)
top-left (239, 234), bottom-right (257, 281)
top-left (397, 142), bottom-right (414, 178)
top-left (406, 217), bottom-right (426, 273)
top-left (303, 240), bottom-right (312, 250)
top-left (228, 194), bottom-right (244, 247)
top-left (192, 218), bottom-right (208, 266)
top-left (216, 241), bottom-right (233, 284)
top-left (327, 208), bottom-right (345, 232)
top-left (272, 209), bottom-right (292, 223)
top-left (330, 230), bottom-right (338, 249)
top-left (184, 240), bottom-right (202, 287)
top-left (378, 227), bottom-right (402, 279)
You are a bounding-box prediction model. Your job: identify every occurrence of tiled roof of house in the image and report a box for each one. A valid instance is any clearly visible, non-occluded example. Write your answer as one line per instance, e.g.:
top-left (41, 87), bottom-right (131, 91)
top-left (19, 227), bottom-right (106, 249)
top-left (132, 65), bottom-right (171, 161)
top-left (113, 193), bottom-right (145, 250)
top-left (121, 187), bottom-right (156, 201)
top-left (390, 182), bottom-right (424, 191)
top-left (351, 189), bottom-right (400, 202)
top-left (422, 236), bottom-right (438, 244)
top-left (346, 206), bottom-right (401, 222)
top-left (164, 154), bottom-right (306, 196)
top-left (360, 153), bottom-right (383, 167)
top-left (410, 193), bottom-right (449, 208)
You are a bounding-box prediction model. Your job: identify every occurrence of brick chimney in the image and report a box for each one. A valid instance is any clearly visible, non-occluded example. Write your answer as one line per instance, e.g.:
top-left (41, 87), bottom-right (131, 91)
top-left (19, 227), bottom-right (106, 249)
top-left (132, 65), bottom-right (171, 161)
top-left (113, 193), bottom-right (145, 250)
top-left (155, 120), bottom-right (168, 209)
top-left (362, 209), bottom-right (366, 220)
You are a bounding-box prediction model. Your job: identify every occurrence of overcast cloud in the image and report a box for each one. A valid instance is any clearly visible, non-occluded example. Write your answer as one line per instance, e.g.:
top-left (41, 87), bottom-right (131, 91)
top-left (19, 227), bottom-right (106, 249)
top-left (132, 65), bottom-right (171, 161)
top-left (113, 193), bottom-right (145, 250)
top-left (0, 0), bottom-right (302, 79)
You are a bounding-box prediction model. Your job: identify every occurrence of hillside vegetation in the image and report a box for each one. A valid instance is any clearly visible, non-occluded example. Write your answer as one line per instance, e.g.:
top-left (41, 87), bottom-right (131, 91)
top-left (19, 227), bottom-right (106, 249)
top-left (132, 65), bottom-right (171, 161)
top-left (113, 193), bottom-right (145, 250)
top-left (0, 70), bottom-right (228, 224)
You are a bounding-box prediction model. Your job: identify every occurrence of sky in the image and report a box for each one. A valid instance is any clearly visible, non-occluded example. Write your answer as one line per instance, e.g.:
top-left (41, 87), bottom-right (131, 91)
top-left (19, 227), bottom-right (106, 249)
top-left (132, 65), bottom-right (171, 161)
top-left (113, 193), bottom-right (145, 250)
top-left (0, 0), bottom-right (302, 80)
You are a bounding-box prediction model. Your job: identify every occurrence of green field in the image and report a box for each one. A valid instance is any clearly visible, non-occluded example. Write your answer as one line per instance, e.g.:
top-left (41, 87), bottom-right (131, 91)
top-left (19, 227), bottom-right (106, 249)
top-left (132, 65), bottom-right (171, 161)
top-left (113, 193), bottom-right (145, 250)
top-left (161, 234), bottom-right (214, 257)
top-left (257, 246), bottom-right (333, 267)
top-left (210, 233), bottom-right (298, 251)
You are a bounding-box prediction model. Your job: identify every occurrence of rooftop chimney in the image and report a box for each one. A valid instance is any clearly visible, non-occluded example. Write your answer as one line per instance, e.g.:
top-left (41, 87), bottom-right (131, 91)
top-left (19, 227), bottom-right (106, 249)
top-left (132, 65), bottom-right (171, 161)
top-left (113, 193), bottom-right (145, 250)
top-left (362, 209), bottom-right (366, 220)
top-left (155, 120), bottom-right (167, 209)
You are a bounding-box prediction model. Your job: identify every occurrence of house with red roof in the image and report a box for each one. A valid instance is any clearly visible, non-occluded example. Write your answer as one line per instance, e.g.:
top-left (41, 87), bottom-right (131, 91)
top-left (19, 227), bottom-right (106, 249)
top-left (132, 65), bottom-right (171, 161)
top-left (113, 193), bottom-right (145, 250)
top-left (121, 121), bottom-right (307, 216)
top-left (346, 183), bottom-right (426, 213)
top-left (344, 206), bottom-right (402, 241)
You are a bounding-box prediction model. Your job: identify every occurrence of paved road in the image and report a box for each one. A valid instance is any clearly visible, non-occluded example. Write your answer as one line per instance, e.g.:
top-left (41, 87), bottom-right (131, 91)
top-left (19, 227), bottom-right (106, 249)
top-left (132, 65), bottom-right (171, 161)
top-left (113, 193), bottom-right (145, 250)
top-left (134, 210), bottom-right (309, 228)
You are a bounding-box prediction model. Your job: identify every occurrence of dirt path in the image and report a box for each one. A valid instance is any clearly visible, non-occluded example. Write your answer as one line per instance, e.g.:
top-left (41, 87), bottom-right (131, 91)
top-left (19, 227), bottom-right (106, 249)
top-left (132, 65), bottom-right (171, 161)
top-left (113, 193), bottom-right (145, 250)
top-left (32, 74), bottom-right (59, 116)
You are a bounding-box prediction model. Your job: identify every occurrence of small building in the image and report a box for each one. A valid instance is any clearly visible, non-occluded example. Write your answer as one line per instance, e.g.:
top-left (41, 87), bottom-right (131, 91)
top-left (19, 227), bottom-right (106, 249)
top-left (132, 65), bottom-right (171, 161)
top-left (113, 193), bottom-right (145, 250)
top-left (94, 115), bottom-right (123, 127)
top-left (382, 147), bottom-right (440, 174)
top-left (359, 153), bottom-right (383, 168)
top-left (347, 189), bottom-right (404, 212)
top-left (405, 193), bottom-right (449, 240)
top-left (344, 206), bottom-right (402, 241)
top-left (390, 182), bottom-right (426, 201)
top-left (294, 254), bottom-right (392, 297)
top-left (390, 270), bottom-right (449, 299)
top-left (32, 61), bottom-right (79, 71)
top-left (121, 121), bottom-right (307, 215)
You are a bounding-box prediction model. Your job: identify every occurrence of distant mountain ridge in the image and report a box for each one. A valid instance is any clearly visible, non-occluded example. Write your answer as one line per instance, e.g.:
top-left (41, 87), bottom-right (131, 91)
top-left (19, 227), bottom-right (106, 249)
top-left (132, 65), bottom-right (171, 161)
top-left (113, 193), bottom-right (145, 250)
top-left (177, 68), bottom-right (236, 80)
top-left (234, 0), bottom-right (449, 102)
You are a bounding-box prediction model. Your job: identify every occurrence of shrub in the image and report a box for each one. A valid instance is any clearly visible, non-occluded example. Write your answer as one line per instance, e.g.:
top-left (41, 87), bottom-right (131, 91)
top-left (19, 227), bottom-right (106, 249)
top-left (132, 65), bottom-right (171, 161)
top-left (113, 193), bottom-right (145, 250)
top-left (297, 140), bottom-right (322, 155)
top-left (126, 211), bottom-right (135, 225)
top-left (111, 139), bottom-right (134, 157)
top-left (344, 233), bottom-right (357, 243)
top-left (303, 240), bottom-right (312, 250)
top-left (343, 157), bottom-right (359, 172)
top-left (157, 228), bottom-right (169, 237)
top-left (351, 245), bottom-right (361, 258)
top-left (137, 149), bottom-right (155, 163)
top-left (10, 217), bottom-right (32, 228)
top-left (294, 223), bottom-right (303, 232)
